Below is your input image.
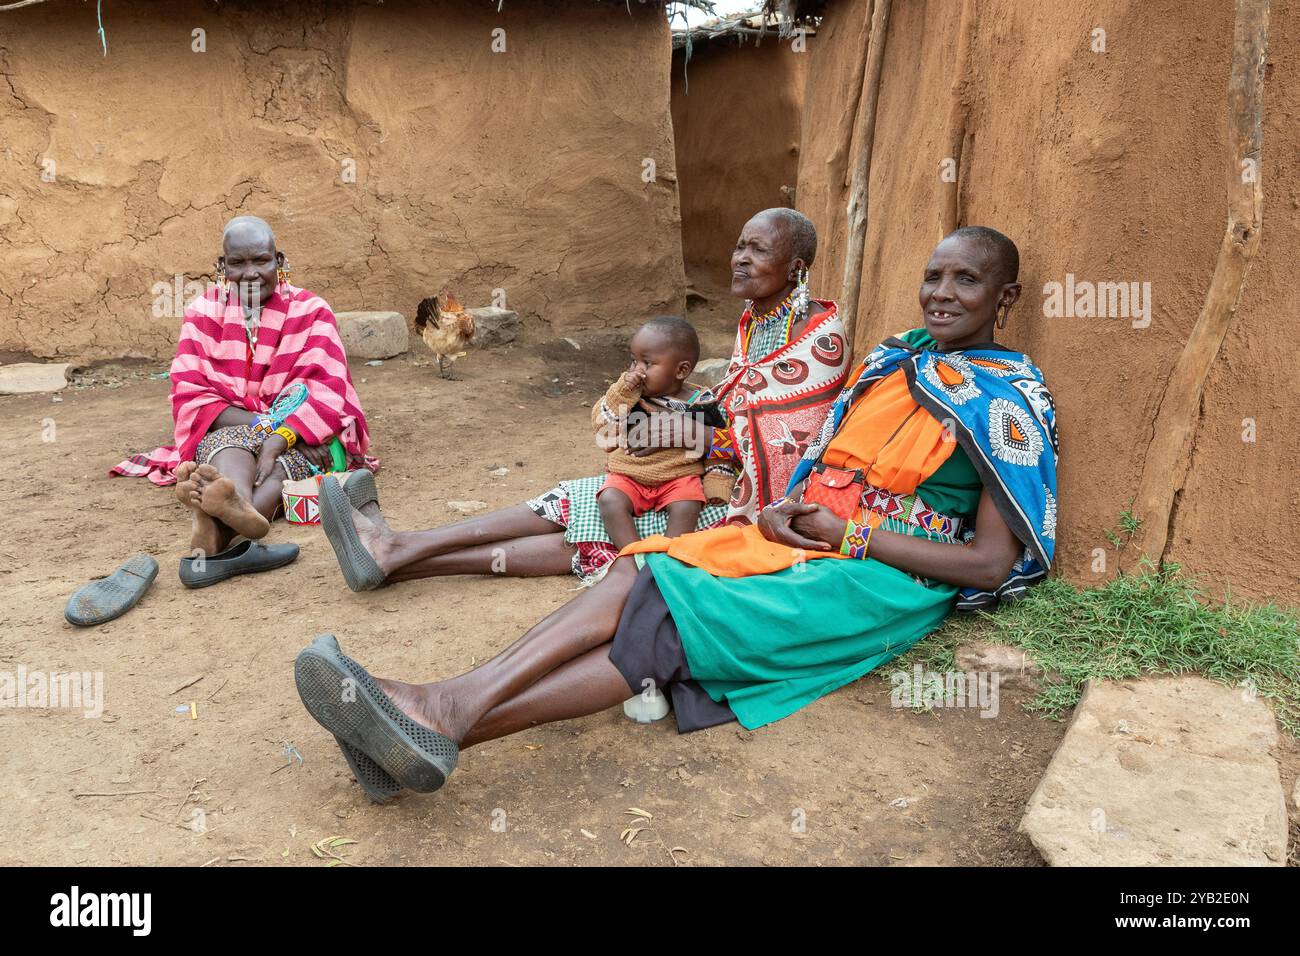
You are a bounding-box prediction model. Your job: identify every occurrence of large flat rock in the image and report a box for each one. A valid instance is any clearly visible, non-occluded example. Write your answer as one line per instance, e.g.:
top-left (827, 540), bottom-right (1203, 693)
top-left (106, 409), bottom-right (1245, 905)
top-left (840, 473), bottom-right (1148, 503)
top-left (1020, 675), bottom-right (1288, 866)
top-left (0, 362), bottom-right (71, 394)
top-left (335, 311), bottom-right (409, 360)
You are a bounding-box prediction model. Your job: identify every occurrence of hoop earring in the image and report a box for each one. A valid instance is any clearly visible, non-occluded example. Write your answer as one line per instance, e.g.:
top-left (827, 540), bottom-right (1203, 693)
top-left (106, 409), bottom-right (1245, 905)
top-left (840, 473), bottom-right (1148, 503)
top-left (215, 266), bottom-right (228, 300)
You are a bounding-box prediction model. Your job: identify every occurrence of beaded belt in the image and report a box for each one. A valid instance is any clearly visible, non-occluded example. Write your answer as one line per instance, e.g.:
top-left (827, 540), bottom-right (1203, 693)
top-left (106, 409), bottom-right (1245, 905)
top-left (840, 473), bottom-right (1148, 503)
top-left (860, 483), bottom-right (964, 538)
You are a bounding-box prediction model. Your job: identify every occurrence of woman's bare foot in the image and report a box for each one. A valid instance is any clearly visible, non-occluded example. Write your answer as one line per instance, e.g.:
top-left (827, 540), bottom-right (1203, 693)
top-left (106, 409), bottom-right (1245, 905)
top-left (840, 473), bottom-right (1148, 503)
top-left (196, 463), bottom-right (270, 540)
top-left (176, 462), bottom-right (226, 555)
top-left (356, 501), bottom-right (391, 533)
top-left (351, 506), bottom-right (398, 574)
top-left (373, 676), bottom-right (472, 744)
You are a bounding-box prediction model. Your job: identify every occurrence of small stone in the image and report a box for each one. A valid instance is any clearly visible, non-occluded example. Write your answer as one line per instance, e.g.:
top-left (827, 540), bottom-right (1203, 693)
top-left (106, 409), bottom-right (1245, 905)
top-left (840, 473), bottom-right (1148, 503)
top-left (365, 359), bottom-right (384, 367)
top-left (563, 337), bottom-right (582, 350)
top-left (0, 362), bottom-right (72, 394)
top-left (468, 307), bottom-right (519, 347)
top-left (489, 467), bottom-right (509, 477)
top-left (447, 499), bottom-right (489, 515)
top-left (954, 641), bottom-right (1047, 691)
top-left (692, 358), bottom-right (732, 387)
top-left (335, 311), bottom-right (409, 360)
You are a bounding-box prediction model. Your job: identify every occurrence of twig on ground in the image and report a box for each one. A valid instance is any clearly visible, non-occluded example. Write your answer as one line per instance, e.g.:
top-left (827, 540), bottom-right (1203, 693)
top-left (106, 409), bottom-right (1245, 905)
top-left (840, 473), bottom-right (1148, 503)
top-left (73, 790), bottom-right (157, 801)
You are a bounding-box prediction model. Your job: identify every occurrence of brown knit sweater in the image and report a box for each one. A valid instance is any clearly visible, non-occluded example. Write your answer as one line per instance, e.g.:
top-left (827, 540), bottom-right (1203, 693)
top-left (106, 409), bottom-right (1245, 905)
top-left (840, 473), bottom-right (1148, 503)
top-left (592, 377), bottom-right (734, 501)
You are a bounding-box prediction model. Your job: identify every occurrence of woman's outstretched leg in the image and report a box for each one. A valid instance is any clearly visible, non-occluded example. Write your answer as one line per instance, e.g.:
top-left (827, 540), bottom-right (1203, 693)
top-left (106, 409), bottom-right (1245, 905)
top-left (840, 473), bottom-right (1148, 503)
top-left (351, 502), bottom-right (573, 579)
top-left (386, 532), bottom-right (575, 580)
top-left (458, 643), bottom-right (631, 748)
top-left (372, 558), bottom-right (640, 743)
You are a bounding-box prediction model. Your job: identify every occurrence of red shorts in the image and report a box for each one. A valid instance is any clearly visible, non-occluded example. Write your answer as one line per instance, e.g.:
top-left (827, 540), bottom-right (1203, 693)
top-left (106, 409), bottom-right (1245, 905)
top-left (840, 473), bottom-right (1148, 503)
top-left (598, 473), bottom-right (706, 516)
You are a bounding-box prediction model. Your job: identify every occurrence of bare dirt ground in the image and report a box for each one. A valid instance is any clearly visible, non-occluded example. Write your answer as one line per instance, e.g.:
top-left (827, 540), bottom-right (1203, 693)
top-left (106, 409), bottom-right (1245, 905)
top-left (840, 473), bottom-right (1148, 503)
top-left (1, 298), bottom-right (1294, 867)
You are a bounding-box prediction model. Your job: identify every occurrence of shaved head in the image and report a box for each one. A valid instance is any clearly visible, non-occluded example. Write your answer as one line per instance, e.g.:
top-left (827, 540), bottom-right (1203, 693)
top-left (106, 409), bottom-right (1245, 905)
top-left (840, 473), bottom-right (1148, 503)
top-left (641, 314), bottom-right (700, 365)
top-left (752, 207), bottom-right (817, 268)
top-left (944, 226), bottom-right (1019, 286)
top-left (222, 215), bottom-right (275, 249)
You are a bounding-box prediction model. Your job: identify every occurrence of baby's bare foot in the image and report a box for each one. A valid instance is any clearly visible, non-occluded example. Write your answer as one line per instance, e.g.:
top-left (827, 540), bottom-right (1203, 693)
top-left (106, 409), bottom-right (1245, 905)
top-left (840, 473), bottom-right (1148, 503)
top-left (199, 471), bottom-right (270, 540)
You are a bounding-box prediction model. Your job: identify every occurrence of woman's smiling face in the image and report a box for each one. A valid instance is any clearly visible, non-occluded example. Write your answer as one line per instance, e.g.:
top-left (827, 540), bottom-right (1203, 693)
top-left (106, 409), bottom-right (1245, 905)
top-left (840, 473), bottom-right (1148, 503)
top-left (220, 226), bottom-right (282, 307)
top-left (919, 235), bottom-right (1020, 349)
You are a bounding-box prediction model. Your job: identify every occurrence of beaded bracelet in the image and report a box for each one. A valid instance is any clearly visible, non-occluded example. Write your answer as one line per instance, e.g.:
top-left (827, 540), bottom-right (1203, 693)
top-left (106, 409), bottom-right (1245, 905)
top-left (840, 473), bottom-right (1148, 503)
top-left (839, 518), bottom-right (873, 560)
top-left (251, 415), bottom-right (276, 438)
top-left (273, 426), bottom-right (298, 449)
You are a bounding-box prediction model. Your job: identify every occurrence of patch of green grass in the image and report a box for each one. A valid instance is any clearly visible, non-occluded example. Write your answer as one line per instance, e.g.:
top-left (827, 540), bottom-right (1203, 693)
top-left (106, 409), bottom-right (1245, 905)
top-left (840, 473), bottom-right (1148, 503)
top-left (889, 561), bottom-right (1300, 737)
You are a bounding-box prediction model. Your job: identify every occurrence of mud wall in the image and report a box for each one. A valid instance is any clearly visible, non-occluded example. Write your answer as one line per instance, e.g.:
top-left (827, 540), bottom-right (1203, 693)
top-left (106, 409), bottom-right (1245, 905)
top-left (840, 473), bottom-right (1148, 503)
top-left (797, 0), bottom-right (1300, 601)
top-left (671, 36), bottom-right (807, 286)
top-left (0, 0), bottom-right (685, 360)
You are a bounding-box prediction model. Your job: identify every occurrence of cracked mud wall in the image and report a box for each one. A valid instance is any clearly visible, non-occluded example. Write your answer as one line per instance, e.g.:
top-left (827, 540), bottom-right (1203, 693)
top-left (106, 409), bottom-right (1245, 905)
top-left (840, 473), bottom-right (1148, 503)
top-left (0, 0), bottom-right (685, 361)
top-left (797, 0), bottom-right (1300, 600)
top-left (671, 38), bottom-right (807, 287)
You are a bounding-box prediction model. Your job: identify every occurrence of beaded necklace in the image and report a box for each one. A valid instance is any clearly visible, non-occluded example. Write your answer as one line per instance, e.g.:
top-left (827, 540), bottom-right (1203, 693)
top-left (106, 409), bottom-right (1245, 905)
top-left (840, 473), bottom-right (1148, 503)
top-left (743, 289), bottom-right (798, 362)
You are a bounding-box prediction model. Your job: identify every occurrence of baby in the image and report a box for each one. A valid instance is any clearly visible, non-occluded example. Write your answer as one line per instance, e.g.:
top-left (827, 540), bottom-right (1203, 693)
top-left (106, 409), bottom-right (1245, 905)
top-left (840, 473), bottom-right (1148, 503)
top-left (593, 316), bottom-right (731, 549)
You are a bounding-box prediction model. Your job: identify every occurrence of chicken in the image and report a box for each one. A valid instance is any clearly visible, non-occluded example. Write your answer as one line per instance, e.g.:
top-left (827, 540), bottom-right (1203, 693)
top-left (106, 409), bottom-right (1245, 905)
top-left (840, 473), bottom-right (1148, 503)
top-left (414, 292), bottom-right (476, 379)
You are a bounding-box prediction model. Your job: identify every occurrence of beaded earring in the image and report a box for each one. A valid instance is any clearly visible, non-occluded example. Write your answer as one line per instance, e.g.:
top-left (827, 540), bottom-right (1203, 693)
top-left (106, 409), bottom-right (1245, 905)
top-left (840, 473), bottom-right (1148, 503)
top-left (215, 264), bottom-right (228, 302)
top-left (276, 260), bottom-right (292, 288)
top-left (792, 266), bottom-right (811, 321)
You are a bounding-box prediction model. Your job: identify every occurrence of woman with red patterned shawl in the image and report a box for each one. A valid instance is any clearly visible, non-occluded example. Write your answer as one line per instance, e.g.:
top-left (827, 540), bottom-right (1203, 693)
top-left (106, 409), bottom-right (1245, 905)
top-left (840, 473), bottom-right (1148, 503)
top-left (111, 216), bottom-right (373, 555)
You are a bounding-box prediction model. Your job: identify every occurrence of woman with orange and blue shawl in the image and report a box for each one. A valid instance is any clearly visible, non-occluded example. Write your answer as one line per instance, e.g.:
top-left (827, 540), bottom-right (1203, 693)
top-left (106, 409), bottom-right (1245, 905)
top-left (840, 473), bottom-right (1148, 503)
top-left (293, 227), bottom-right (1059, 802)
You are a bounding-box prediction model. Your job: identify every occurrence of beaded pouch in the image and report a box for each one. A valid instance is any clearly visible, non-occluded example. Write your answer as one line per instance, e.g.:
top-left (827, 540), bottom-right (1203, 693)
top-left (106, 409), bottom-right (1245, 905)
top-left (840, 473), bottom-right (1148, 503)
top-left (802, 463), bottom-right (865, 521)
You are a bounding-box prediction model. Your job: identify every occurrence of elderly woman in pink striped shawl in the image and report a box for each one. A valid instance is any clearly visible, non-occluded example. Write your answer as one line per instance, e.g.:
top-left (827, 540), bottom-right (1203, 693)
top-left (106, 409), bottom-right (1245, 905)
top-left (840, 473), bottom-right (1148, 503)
top-left (112, 216), bottom-right (372, 554)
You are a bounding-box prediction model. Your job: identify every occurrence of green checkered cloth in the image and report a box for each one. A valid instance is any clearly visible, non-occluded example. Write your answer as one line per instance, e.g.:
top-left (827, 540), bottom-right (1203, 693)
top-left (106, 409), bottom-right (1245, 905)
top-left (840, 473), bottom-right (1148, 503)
top-left (746, 313), bottom-right (790, 362)
top-left (562, 475), bottom-right (728, 545)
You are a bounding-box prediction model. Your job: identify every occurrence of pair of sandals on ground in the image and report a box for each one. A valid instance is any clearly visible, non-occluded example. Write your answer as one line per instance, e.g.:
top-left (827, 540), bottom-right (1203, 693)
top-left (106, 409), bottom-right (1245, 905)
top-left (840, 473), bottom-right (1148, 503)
top-left (62, 469), bottom-right (381, 627)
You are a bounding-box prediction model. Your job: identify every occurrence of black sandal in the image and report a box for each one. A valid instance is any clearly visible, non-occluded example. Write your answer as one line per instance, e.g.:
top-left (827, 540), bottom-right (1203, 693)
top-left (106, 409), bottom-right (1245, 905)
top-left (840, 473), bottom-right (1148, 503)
top-left (295, 634), bottom-right (458, 793)
top-left (65, 554), bottom-right (159, 627)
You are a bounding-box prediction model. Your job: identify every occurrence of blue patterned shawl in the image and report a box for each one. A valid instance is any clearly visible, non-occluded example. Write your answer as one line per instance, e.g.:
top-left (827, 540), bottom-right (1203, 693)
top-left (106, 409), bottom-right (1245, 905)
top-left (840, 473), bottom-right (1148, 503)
top-left (787, 333), bottom-right (1059, 610)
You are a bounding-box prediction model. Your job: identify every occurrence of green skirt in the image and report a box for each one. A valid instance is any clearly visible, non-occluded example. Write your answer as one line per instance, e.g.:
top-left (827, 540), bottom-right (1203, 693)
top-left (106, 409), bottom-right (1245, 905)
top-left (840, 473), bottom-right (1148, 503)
top-left (644, 551), bottom-right (956, 729)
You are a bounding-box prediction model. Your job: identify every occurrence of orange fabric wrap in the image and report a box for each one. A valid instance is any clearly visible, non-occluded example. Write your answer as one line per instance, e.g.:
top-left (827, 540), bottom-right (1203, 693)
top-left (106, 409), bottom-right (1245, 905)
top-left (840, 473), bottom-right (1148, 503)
top-left (620, 524), bottom-right (836, 576)
top-left (821, 369), bottom-right (956, 495)
top-left (619, 369), bottom-right (949, 577)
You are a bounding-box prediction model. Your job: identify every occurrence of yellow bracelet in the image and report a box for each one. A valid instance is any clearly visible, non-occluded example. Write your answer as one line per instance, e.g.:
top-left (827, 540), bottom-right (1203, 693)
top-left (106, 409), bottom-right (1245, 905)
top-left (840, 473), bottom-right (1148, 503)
top-left (273, 426), bottom-right (297, 449)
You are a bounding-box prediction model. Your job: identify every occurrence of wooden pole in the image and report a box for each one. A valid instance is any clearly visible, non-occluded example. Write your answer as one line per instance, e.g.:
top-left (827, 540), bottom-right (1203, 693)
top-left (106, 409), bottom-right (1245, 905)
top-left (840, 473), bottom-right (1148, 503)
top-left (1121, 0), bottom-right (1269, 570)
top-left (825, 1), bottom-right (874, 191)
top-left (837, 0), bottom-right (892, 349)
top-left (940, 0), bottom-right (977, 235)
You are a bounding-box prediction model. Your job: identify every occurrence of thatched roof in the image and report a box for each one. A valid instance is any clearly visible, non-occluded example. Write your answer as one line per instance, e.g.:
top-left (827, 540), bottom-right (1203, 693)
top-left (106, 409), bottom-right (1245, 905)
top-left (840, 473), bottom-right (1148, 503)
top-left (671, 9), bottom-right (816, 50)
top-left (670, 0), bottom-right (826, 52)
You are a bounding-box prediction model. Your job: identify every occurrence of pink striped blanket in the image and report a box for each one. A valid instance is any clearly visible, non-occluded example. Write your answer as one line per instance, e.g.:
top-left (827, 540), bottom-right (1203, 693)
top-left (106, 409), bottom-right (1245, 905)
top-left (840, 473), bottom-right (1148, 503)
top-left (110, 282), bottom-right (374, 486)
